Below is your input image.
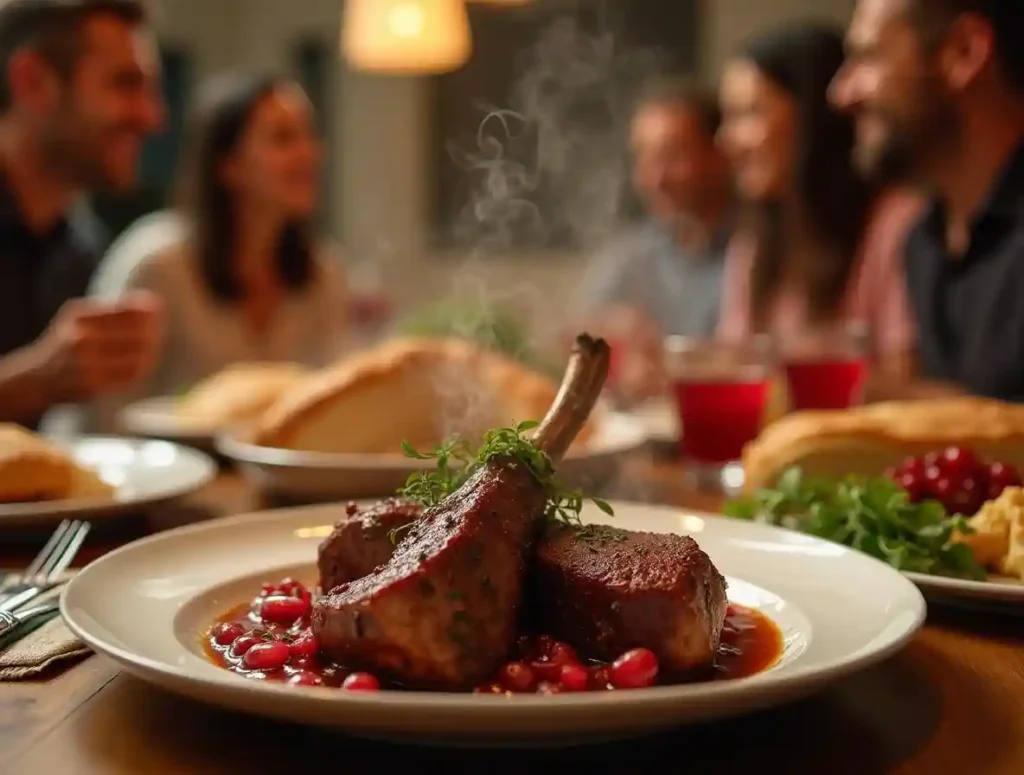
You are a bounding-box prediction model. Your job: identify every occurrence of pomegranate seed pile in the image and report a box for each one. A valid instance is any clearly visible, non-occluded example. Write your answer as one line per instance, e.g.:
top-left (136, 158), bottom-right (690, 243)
top-left (206, 577), bottom-right (664, 694)
top-left (474, 635), bottom-right (659, 695)
top-left (207, 578), bottom-right (380, 691)
top-left (885, 446), bottom-right (1021, 516)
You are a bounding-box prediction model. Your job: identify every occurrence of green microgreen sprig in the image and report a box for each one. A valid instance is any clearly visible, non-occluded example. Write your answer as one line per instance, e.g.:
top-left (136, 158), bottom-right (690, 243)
top-left (389, 420), bottom-right (613, 543)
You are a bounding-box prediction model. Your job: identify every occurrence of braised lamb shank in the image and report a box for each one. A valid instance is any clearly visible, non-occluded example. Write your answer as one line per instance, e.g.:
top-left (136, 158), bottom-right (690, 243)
top-left (311, 334), bottom-right (611, 689)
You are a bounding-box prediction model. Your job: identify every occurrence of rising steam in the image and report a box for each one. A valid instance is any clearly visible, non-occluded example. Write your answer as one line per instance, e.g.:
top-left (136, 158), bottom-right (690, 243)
top-left (430, 12), bottom-right (667, 493)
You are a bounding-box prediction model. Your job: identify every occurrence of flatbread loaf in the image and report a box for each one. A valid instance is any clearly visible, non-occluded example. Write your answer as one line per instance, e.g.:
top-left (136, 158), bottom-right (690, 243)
top-left (254, 338), bottom-right (596, 455)
top-left (742, 397), bottom-right (1024, 492)
top-left (176, 362), bottom-right (311, 429)
top-left (0, 424), bottom-right (115, 503)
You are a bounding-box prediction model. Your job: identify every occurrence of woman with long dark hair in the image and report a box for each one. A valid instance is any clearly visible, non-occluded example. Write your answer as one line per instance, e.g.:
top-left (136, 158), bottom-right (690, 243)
top-left (92, 72), bottom-right (346, 399)
top-left (716, 22), bottom-right (921, 389)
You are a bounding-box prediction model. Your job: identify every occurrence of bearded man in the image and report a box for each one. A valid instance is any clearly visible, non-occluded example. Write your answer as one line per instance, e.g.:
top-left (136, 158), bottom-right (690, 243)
top-left (831, 0), bottom-right (1024, 400)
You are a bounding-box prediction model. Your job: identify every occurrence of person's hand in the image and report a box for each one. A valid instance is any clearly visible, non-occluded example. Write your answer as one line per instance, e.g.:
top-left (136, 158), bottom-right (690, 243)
top-left (30, 291), bottom-right (165, 404)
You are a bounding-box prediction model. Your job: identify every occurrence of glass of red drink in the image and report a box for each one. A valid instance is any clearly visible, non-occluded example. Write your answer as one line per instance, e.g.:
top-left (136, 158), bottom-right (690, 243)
top-left (778, 322), bottom-right (868, 412)
top-left (663, 336), bottom-right (773, 489)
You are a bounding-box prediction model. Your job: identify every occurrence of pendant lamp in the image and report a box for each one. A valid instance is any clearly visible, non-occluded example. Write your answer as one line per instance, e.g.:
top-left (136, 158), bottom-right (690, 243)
top-left (342, 0), bottom-right (472, 74)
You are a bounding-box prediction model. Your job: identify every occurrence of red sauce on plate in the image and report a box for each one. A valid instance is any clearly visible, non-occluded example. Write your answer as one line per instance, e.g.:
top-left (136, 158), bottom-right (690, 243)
top-left (203, 577), bottom-right (783, 694)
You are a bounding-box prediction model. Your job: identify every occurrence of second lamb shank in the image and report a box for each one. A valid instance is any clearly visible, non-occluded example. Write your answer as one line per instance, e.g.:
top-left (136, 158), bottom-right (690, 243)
top-left (311, 334), bottom-right (610, 689)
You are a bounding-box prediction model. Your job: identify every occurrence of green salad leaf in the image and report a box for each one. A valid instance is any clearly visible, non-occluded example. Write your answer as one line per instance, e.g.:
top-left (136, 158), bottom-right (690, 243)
top-left (725, 467), bottom-right (985, 580)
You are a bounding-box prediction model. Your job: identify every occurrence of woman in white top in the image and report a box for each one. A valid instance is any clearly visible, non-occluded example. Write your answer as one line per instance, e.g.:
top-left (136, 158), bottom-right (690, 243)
top-left (90, 72), bottom-right (346, 408)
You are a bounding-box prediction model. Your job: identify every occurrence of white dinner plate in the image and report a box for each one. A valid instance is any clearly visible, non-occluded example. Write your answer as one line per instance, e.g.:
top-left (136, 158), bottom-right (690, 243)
top-left (215, 412), bottom-right (649, 501)
top-left (61, 501), bottom-right (925, 745)
top-left (903, 570), bottom-right (1024, 612)
top-left (119, 396), bottom-right (219, 452)
top-left (0, 436), bottom-right (217, 528)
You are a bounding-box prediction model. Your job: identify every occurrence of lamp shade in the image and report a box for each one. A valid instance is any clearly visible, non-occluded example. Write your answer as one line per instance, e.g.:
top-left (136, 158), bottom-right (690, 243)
top-left (342, 0), bottom-right (472, 75)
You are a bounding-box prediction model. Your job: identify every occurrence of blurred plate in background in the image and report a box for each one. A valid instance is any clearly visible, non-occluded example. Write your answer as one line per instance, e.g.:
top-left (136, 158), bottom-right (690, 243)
top-left (217, 412), bottom-right (649, 502)
top-left (0, 436), bottom-right (216, 528)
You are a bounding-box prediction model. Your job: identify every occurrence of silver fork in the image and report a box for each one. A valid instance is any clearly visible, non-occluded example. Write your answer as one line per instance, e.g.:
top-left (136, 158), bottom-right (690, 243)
top-left (0, 599), bottom-right (61, 639)
top-left (0, 520), bottom-right (91, 613)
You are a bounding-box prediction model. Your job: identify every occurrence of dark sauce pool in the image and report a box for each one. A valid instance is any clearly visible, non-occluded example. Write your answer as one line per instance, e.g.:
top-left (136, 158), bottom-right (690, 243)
top-left (203, 577), bottom-right (783, 694)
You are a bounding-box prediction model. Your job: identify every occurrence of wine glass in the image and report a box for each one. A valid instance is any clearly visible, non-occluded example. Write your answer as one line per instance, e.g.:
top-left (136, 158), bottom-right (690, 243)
top-left (776, 321), bottom-right (868, 411)
top-left (663, 336), bottom-right (773, 490)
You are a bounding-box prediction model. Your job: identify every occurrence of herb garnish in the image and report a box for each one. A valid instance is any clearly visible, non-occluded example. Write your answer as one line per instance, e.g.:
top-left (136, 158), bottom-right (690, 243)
top-left (391, 420), bottom-right (613, 541)
top-left (724, 467), bottom-right (985, 580)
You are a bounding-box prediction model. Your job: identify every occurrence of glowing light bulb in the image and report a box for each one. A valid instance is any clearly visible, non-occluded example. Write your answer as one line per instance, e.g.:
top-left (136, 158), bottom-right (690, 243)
top-left (342, 0), bottom-right (472, 75)
top-left (389, 3), bottom-right (425, 39)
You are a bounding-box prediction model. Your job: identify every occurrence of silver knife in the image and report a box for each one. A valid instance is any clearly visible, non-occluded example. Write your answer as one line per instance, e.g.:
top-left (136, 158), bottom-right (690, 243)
top-left (0, 600), bottom-right (61, 639)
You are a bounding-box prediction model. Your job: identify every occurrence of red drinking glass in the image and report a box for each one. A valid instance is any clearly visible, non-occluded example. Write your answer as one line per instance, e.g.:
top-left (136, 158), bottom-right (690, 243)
top-left (663, 336), bottom-right (772, 476)
top-left (778, 322), bottom-right (868, 411)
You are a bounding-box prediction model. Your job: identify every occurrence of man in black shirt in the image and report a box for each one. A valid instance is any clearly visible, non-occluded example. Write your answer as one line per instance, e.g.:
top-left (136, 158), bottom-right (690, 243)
top-left (830, 0), bottom-right (1024, 400)
top-left (0, 0), bottom-right (164, 426)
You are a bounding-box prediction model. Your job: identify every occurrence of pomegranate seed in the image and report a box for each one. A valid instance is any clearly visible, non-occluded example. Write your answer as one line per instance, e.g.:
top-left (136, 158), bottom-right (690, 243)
top-left (949, 476), bottom-right (983, 514)
top-left (211, 622), bottom-right (245, 646)
top-left (609, 648), bottom-right (659, 689)
top-left (242, 641), bottom-right (290, 671)
top-left (931, 475), bottom-right (955, 503)
top-left (278, 578), bottom-right (311, 601)
top-left (537, 681), bottom-right (562, 695)
top-left (260, 595), bottom-right (310, 625)
top-left (498, 661), bottom-right (537, 693)
top-left (942, 446), bottom-right (977, 476)
top-left (229, 632), bottom-right (262, 658)
top-left (902, 457), bottom-right (925, 476)
top-left (342, 672), bottom-right (380, 691)
top-left (558, 664), bottom-right (589, 692)
top-left (288, 630), bottom-right (319, 659)
top-left (260, 582), bottom-right (278, 597)
top-left (531, 640), bottom-right (578, 681)
top-left (288, 671), bottom-right (323, 687)
top-left (987, 461), bottom-right (1022, 499)
top-left (589, 667), bottom-right (612, 690)
top-left (549, 642), bottom-right (578, 664)
top-left (897, 471), bottom-right (925, 502)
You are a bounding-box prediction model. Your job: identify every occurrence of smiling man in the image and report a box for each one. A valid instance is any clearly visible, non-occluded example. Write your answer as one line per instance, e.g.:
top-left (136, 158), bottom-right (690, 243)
top-left (830, 0), bottom-right (1024, 401)
top-left (0, 0), bottom-right (166, 425)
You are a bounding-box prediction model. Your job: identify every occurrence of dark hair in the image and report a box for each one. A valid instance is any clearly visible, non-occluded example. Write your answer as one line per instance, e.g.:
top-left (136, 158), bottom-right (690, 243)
top-left (738, 22), bottom-right (873, 329)
top-left (176, 72), bottom-right (315, 303)
top-left (636, 76), bottom-right (722, 138)
top-left (0, 0), bottom-right (149, 112)
top-left (906, 0), bottom-right (1024, 93)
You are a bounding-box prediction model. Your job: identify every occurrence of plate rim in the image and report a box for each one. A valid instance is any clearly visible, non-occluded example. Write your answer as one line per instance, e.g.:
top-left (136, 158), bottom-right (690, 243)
top-left (60, 501), bottom-right (927, 711)
top-left (903, 570), bottom-right (1024, 601)
top-left (0, 435), bottom-right (218, 520)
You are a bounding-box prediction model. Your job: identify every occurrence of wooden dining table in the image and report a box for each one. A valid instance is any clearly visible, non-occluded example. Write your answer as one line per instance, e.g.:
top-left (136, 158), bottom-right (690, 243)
top-left (1, 456), bottom-right (1022, 774)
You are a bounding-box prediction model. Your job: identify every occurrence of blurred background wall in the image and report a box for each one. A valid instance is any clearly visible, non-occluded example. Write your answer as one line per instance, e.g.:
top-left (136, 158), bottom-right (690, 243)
top-left (112, 0), bottom-right (855, 313)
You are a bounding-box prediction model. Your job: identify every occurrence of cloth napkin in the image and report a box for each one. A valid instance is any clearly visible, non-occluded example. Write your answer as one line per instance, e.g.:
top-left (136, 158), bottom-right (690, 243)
top-left (0, 571), bottom-right (90, 680)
